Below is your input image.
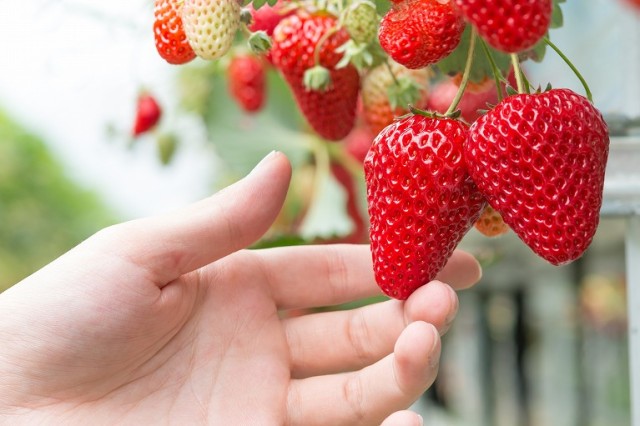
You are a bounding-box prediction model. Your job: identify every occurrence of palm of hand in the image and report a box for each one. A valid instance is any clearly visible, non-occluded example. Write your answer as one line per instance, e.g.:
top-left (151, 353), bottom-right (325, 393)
top-left (0, 153), bottom-right (481, 425)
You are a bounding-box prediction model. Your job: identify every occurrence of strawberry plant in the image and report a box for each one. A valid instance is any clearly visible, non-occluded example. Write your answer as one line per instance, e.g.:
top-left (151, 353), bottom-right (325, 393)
top-left (140, 0), bottom-right (609, 300)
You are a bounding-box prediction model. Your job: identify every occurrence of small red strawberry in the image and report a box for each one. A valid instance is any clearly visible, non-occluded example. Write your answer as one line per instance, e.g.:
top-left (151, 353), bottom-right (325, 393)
top-left (248, 0), bottom-right (290, 36)
top-left (453, 0), bottom-right (552, 53)
top-left (182, 0), bottom-right (241, 60)
top-left (464, 88), bottom-right (609, 265)
top-left (271, 12), bottom-right (360, 141)
top-left (132, 92), bottom-right (162, 137)
top-left (365, 114), bottom-right (486, 299)
top-left (474, 205), bottom-right (510, 237)
top-left (361, 61), bottom-right (430, 134)
top-left (378, 0), bottom-right (465, 69)
top-left (228, 54), bottom-right (266, 113)
top-left (154, 0), bottom-right (196, 65)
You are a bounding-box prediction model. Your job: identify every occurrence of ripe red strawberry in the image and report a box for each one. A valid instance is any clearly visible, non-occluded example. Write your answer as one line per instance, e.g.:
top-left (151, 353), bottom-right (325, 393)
top-left (182, 0), bottom-right (241, 60)
top-left (271, 12), bottom-right (360, 141)
top-left (154, 0), bottom-right (196, 65)
top-left (453, 0), bottom-right (552, 53)
top-left (464, 89), bottom-right (609, 265)
top-left (365, 115), bottom-right (486, 299)
top-left (474, 205), bottom-right (509, 237)
top-left (361, 61), bottom-right (430, 134)
top-left (228, 54), bottom-right (266, 113)
top-left (378, 0), bottom-right (465, 69)
top-left (132, 92), bottom-right (162, 137)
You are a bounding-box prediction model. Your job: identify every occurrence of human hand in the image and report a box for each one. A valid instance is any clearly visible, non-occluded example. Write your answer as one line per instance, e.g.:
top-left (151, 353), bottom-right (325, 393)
top-left (0, 152), bottom-right (481, 425)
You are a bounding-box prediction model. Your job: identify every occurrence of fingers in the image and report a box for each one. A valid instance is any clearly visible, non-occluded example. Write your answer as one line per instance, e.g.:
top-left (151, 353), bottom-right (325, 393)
top-left (380, 411), bottom-right (423, 426)
top-left (255, 245), bottom-right (480, 310)
top-left (255, 244), bottom-right (377, 310)
top-left (435, 249), bottom-right (482, 290)
top-left (285, 281), bottom-right (457, 378)
top-left (286, 321), bottom-right (441, 426)
top-left (90, 151), bottom-right (292, 284)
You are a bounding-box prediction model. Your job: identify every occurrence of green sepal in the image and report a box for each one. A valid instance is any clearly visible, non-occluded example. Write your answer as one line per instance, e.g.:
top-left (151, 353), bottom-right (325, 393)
top-left (505, 85), bottom-right (519, 96)
top-left (303, 65), bottom-right (332, 91)
top-left (335, 40), bottom-right (386, 71)
top-left (387, 75), bottom-right (421, 110)
top-left (248, 31), bottom-right (273, 54)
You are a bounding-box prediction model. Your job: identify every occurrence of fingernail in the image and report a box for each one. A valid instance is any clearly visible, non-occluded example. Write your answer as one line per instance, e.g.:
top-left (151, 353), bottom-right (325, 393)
top-left (250, 150), bottom-right (278, 175)
top-left (428, 324), bottom-right (441, 368)
top-left (417, 414), bottom-right (424, 426)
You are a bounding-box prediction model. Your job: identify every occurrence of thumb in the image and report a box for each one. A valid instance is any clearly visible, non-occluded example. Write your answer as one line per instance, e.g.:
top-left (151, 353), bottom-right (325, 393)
top-left (91, 151), bottom-right (291, 284)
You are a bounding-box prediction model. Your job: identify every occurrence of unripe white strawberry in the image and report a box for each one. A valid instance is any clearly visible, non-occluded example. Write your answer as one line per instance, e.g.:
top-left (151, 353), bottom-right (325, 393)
top-left (182, 0), bottom-right (241, 61)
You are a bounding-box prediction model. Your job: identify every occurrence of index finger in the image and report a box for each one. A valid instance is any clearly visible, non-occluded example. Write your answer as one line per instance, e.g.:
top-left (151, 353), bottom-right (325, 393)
top-left (253, 245), bottom-right (482, 309)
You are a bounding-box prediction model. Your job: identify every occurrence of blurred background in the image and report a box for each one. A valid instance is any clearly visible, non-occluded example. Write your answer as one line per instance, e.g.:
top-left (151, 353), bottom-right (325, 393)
top-left (1, 0), bottom-right (639, 424)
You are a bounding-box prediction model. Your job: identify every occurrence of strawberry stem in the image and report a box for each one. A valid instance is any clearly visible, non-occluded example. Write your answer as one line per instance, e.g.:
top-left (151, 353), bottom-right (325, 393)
top-left (384, 60), bottom-right (401, 87)
top-left (314, 26), bottom-right (339, 67)
top-left (479, 38), bottom-right (504, 102)
top-left (445, 28), bottom-right (478, 116)
top-left (510, 53), bottom-right (526, 94)
top-left (543, 37), bottom-right (593, 102)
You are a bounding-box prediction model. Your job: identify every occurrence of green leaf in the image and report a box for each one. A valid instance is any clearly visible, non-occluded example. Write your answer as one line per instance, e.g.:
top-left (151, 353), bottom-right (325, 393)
top-left (437, 26), bottom-right (511, 83)
top-left (203, 68), bottom-right (311, 178)
top-left (266, 0), bottom-right (278, 6)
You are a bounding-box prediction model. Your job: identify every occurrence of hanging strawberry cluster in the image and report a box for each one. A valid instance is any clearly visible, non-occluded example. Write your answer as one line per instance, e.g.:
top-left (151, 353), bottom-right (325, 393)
top-left (150, 0), bottom-right (610, 300)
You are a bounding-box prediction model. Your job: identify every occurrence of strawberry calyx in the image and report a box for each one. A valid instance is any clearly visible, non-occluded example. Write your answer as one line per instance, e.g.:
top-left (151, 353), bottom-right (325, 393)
top-left (303, 65), bottom-right (332, 91)
top-left (248, 30), bottom-right (273, 53)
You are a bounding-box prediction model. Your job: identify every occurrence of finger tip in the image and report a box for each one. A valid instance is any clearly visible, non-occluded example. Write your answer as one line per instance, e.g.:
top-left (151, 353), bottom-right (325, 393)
top-left (405, 282), bottom-right (458, 333)
top-left (395, 321), bottom-right (441, 385)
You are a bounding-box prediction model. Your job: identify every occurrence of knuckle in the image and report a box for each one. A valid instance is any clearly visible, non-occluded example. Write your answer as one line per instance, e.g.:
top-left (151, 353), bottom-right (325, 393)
top-left (342, 374), bottom-right (367, 423)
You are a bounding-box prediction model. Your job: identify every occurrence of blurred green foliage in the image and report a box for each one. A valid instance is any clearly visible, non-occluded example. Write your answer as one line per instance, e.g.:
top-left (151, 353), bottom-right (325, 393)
top-left (0, 109), bottom-right (117, 291)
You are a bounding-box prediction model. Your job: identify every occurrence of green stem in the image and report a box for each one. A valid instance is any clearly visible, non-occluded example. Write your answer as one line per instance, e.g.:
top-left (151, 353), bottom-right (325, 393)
top-left (445, 28), bottom-right (478, 116)
top-left (543, 37), bottom-right (593, 102)
top-left (314, 26), bottom-right (339, 66)
top-left (479, 38), bottom-right (504, 102)
top-left (384, 60), bottom-right (401, 87)
top-left (510, 53), bottom-right (526, 93)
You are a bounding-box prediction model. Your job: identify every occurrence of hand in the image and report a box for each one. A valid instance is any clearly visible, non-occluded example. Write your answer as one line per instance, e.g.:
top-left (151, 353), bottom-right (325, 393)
top-left (0, 152), bottom-right (481, 425)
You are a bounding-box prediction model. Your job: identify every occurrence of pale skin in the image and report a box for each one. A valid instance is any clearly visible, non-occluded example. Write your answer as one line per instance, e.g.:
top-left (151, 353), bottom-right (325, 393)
top-left (0, 152), bottom-right (481, 425)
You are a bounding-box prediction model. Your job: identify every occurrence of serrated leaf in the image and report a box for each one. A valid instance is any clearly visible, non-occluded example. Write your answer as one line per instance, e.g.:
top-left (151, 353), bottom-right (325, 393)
top-left (299, 168), bottom-right (354, 240)
top-left (437, 26), bottom-right (511, 84)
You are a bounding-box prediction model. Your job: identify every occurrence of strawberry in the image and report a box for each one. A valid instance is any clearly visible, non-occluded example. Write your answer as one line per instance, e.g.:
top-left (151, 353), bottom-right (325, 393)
top-left (474, 205), bottom-right (509, 237)
top-left (153, 0), bottom-right (196, 65)
top-left (378, 0), bottom-right (465, 69)
top-left (228, 54), bottom-right (266, 113)
top-left (464, 89), bottom-right (609, 265)
top-left (182, 0), bottom-right (241, 61)
top-left (453, 0), bottom-right (552, 53)
top-left (343, 0), bottom-right (378, 45)
top-left (132, 92), bottom-right (162, 137)
top-left (361, 61), bottom-right (430, 134)
top-left (271, 12), bottom-right (360, 141)
top-left (365, 114), bottom-right (486, 299)
top-left (427, 77), bottom-right (499, 123)
top-left (248, 0), bottom-right (290, 36)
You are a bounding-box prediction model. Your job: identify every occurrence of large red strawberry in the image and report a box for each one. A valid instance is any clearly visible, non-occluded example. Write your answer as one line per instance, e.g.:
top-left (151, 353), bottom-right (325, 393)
top-left (153, 0), bottom-right (196, 65)
top-left (365, 115), bottom-right (486, 299)
top-left (228, 54), bottom-right (266, 113)
top-left (378, 0), bottom-right (465, 69)
top-left (271, 12), bottom-right (360, 141)
top-left (132, 92), bottom-right (162, 137)
top-left (464, 88), bottom-right (609, 265)
top-left (453, 0), bottom-right (552, 53)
